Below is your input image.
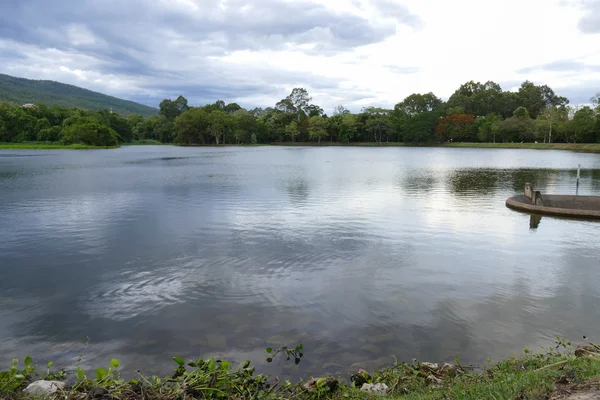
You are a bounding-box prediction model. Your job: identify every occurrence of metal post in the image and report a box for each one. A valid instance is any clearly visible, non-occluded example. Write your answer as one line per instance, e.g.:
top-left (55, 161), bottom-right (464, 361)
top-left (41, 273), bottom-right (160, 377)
top-left (576, 164), bottom-right (581, 195)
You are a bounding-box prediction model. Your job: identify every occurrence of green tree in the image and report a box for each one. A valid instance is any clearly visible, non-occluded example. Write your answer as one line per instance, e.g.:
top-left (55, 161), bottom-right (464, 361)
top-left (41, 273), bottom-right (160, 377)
top-left (174, 108), bottom-right (209, 145)
top-left (339, 113), bottom-right (358, 143)
top-left (571, 106), bottom-right (598, 143)
top-left (395, 93), bottom-right (443, 115)
top-left (285, 121), bottom-right (299, 142)
top-left (61, 116), bottom-right (118, 146)
top-left (207, 110), bottom-right (231, 144)
top-left (308, 116), bottom-right (328, 143)
top-left (159, 95), bottom-right (189, 121)
top-left (277, 88), bottom-right (311, 123)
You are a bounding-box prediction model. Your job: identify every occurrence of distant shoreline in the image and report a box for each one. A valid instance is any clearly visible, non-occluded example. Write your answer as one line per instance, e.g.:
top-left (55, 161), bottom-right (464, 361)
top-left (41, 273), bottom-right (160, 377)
top-left (0, 142), bottom-right (118, 150)
top-left (3, 142), bottom-right (600, 153)
top-left (178, 142), bottom-right (600, 153)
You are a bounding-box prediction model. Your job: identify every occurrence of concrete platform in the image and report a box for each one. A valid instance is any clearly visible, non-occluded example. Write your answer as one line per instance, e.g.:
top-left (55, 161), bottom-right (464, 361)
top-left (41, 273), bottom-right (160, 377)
top-left (506, 193), bottom-right (600, 219)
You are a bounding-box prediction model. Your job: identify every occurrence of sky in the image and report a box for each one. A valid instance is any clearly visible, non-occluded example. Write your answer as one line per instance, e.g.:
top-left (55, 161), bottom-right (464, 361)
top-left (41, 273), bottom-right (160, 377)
top-left (0, 0), bottom-right (599, 113)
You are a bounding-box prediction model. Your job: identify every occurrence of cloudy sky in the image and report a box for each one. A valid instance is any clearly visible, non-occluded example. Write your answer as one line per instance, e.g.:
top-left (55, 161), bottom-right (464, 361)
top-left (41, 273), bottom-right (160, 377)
top-left (1, 0), bottom-right (599, 112)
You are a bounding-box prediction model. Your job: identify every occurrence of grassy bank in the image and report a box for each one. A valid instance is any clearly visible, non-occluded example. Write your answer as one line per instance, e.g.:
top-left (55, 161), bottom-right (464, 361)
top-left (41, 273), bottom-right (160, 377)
top-left (0, 142), bottom-right (117, 149)
top-left (270, 142), bottom-right (600, 152)
top-left (3, 342), bottom-right (600, 399)
top-left (120, 139), bottom-right (172, 146)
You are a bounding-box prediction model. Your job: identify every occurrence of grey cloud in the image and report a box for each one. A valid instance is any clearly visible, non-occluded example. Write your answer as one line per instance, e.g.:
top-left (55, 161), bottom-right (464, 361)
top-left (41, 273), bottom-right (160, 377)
top-left (551, 84), bottom-right (599, 105)
top-left (578, 0), bottom-right (600, 33)
top-left (517, 60), bottom-right (587, 74)
top-left (0, 0), bottom-right (421, 111)
top-left (370, 0), bottom-right (424, 29)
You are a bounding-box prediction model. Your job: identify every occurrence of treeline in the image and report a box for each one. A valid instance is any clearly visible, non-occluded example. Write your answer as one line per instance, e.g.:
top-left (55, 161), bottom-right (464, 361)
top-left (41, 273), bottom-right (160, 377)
top-left (2, 80), bottom-right (600, 146)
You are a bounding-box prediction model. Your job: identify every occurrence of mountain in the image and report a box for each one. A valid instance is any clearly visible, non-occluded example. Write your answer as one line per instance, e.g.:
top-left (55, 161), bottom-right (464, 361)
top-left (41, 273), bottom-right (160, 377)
top-left (0, 73), bottom-right (158, 117)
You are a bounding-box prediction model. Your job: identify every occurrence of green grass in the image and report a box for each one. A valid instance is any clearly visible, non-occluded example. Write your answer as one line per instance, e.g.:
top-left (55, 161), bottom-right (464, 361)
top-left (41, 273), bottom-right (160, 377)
top-left (121, 139), bottom-right (171, 146)
top-left (0, 142), bottom-right (118, 149)
top-left (3, 343), bottom-right (600, 400)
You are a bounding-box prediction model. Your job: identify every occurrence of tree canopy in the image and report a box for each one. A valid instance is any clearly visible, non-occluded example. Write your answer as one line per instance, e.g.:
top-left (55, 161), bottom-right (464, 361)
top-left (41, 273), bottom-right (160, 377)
top-left (1, 80), bottom-right (597, 147)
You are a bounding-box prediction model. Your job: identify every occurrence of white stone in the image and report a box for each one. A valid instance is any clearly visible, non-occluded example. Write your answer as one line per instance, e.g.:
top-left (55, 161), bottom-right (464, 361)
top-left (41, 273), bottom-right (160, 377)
top-left (360, 383), bottom-right (389, 396)
top-left (23, 380), bottom-right (66, 396)
top-left (422, 362), bottom-right (439, 370)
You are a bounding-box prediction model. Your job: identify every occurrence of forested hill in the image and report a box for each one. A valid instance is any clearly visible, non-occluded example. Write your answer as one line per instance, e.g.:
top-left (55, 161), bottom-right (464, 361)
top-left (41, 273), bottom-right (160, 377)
top-left (0, 74), bottom-right (157, 117)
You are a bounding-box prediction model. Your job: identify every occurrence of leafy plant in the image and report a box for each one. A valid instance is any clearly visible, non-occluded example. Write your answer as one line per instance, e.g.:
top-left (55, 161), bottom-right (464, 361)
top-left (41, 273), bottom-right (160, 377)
top-left (266, 344), bottom-right (304, 365)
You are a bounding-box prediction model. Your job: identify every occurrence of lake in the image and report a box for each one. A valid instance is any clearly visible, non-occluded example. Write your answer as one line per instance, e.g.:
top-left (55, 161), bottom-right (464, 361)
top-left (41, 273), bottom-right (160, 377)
top-left (1, 145), bottom-right (599, 378)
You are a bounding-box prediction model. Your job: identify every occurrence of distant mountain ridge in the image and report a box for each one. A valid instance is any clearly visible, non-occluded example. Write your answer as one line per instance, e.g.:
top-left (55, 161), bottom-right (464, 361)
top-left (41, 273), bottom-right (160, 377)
top-left (0, 73), bottom-right (158, 117)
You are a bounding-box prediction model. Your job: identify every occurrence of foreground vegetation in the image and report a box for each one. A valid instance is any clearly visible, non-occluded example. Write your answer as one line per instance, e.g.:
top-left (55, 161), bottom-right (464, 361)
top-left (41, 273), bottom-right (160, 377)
top-left (2, 79), bottom-right (600, 149)
top-left (3, 340), bottom-right (600, 400)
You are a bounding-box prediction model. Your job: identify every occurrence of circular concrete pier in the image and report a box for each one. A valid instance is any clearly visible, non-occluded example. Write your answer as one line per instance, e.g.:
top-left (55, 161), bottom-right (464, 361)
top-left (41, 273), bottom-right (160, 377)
top-left (506, 194), bottom-right (600, 219)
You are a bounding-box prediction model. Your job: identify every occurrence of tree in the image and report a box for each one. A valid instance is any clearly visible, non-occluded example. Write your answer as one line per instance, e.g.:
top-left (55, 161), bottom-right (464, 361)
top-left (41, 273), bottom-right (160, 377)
top-left (333, 105), bottom-right (350, 116)
top-left (173, 108), bottom-right (209, 145)
top-left (285, 121), bottom-right (299, 142)
top-left (447, 81), bottom-right (504, 117)
top-left (306, 104), bottom-right (324, 117)
top-left (232, 109), bottom-right (256, 144)
top-left (571, 106), bottom-right (598, 143)
top-left (475, 113), bottom-right (502, 142)
top-left (435, 114), bottom-right (476, 142)
top-left (516, 81), bottom-right (568, 119)
top-left (363, 107), bottom-right (390, 143)
top-left (61, 116), bottom-right (118, 146)
top-left (395, 93), bottom-right (443, 115)
top-left (207, 110), bottom-right (231, 144)
top-left (277, 88), bottom-right (312, 123)
top-left (159, 96), bottom-right (189, 121)
top-left (224, 103), bottom-right (242, 114)
top-left (537, 106), bottom-right (565, 143)
top-left (338, 114), bottom-right (358, 143)
top-left (513, 106), bottom-right (530, 119)
top-left (308, 116), bottom-right (328, 143)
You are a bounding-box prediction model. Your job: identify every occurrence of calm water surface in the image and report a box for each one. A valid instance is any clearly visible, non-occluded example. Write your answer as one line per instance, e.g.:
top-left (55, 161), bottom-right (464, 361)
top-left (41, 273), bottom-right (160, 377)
top-left (1, 146), bottom-right (599, 377)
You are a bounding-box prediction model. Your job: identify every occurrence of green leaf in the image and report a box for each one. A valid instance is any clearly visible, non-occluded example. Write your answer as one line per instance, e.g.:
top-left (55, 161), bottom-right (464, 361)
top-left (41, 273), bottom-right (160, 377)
top-left (24, 356), bottom-right (32, 366)
top-left (110, 358), bottom-right (120, 368)
top-left (242, 360), bottom-right (250, 368)
top-left (173, 357), bottom-right (185, 366)
top-left (77, 366), bottom-right (86, 381)
top-left (187, 362), bottom-right (197, 368)
top-left (14, 374), bottom-right (25, 381)
top-left (298, 344), bottom-right (303, 350)
top-left (266, 358), bottom-right (273, 363)
top-left (95, 368), bottom-right (107, 381)
top-left (220, 361), bottom-right (231, 371)
top-left (47, 361), bottom-right (54, 368)
top-left (266, 348), bottom-right (272, 353)
top-left (208, 359), bottom-right (215, 371)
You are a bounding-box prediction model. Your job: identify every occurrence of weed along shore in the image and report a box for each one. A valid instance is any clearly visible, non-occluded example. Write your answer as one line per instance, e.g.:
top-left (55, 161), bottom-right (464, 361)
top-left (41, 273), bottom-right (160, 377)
top-left (4, 341), bottom-right (600, 400)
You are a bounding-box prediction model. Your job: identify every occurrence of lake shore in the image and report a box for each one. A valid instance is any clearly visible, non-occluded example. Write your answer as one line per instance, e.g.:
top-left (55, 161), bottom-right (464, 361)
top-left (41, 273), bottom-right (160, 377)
top-left (0, 142), bottom-right (117, 150)
top-left (3, 142), bottom-right (600, 153)
top-left (5, 344), bottom-right (600, 400)
top-left (268, 142), bottom-right (600, 152)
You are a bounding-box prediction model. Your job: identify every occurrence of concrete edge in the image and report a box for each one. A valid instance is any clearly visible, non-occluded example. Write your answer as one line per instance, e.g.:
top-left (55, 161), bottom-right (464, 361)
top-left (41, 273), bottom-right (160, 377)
top-left (505, 196), bottom-right (600, 219)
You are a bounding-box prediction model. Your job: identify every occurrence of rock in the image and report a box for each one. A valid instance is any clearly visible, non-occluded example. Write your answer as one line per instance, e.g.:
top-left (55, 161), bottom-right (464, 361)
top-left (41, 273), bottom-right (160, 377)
top-left (350, 369), bottom-right (372, 386)
top-left (23, 380), bottom-right (66, 396)
top-left (440, 363), bottom-right (458, 376)
top-left (421, 362), bottom-right (439, 371)
top-left (360, 383), bottom-right (389, 396)
top-left (300, 377), bottom-right (338, 393)
top-left (427, 374), bottom-right (443, 385)
top-left (88, 388), bottom-right (110, 399)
